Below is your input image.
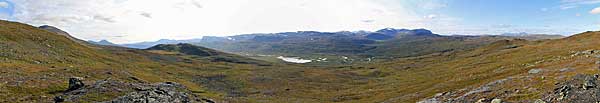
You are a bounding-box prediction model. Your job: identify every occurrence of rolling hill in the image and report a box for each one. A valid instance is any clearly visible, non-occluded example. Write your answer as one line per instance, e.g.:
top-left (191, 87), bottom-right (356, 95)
top-left (0, 20), bottom-right (307, 102)
top-left (191, 29), bottom-right (522, 65)
top-left (1, 19), bottom-right (596, 103)
top-left (122, 39), bottom-right (203, 49)
top-left (342, 31), bottom-right (600, 102)
top-left (87, 40), bottom-right (120, 46)
top-left (0, 20), bottom-right (406, 103)
top-left (119, 28), bottom-right (564, 65)
top-left (146, 43), bottom-right (270, 65)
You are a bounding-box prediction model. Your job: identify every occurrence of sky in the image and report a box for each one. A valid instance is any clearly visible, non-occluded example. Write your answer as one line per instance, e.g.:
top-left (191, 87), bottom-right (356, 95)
top-left (0, 0), bottom-right (599, 44)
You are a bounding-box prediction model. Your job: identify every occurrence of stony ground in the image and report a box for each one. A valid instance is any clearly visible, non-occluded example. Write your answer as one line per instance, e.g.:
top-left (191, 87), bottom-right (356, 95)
top-left (55, 77), bottom-right (214, 103)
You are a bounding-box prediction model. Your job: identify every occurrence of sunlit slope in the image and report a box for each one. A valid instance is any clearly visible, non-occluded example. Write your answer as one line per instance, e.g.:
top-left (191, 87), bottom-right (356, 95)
top-left (1, 19), bottom-right (594, 103)
top-left (0, 20), bottom-right (276, 102)
top-left (343, 31), bottom-right (600, 102)
top-left (0, 20), bottom-right (377, 103)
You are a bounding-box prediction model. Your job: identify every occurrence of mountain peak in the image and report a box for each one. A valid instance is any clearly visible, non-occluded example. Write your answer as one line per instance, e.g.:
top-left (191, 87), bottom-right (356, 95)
top-left (500, 32), bottom-right (529, 36)
top-left (146, 43), bottom-right (216, 57)
top-left (99, 40), bottom-right (110, 42)
top-left (88, 39), bottom-right (119, 46)
top-left (375, 28), bottom-right (408, 33)
top-left (410, 29), bottom-right (435, 35)
top-left (38, 25), bottom-right (90, 44)
top-left (38, 25), bottom-right (70, 36)
top-left (374, 28), bottom-right (437, 37)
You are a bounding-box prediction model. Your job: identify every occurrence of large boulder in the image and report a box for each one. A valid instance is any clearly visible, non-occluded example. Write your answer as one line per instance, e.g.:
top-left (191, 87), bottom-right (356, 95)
top-left (491, 99), bottom-right (502, 103)
top-left (528, 69), bottom-right (542, 74)
top-left (67, 77), bottom-right (85, 91)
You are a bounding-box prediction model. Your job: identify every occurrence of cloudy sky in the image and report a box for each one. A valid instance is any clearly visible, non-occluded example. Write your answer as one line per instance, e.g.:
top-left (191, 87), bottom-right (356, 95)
top-left (0, 0), bottom-right (599, 43)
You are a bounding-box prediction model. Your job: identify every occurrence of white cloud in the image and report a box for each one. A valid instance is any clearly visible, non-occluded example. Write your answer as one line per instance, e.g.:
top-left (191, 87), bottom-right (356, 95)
top-left (139, 12), bottom-right (152, 18)
top-left (421, 0), bottom-right (447, 10)
top-left (424, 14), bottom-right (437, 19)
top-left (560, 0), bottom-right (600, 9)
top-left (560, 5), bottom-right (577, 10)
top-left (6, 0), bottom-right (591, 43)
top-left (561, 0), bottom-right (600, 4)
top-left (0, 1), bottom-right (8, 8)
top-left (0, 13), bottom-right (8, 20)
top-left (8, 0), bottom-right (428, 43)
top-left (492, 24), bottom-right (515, 28)
top-left (591, 7), bottom-right (600, 14)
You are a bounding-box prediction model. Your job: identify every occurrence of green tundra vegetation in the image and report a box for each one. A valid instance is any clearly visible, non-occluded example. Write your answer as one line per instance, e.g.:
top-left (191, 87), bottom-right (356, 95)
top-left (1, 19), bottom-right (599, 102)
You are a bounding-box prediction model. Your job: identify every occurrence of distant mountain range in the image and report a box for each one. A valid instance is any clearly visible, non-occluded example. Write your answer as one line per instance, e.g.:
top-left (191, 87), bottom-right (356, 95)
top-left (119, 29), bottom-right (564, 49)
top-left (5, 19), bottom-right (599, 103)
top-left (121, 39), bottom-right (203, 49)
top-left (500, 32), bottom-right (565, 40)
top-left (118, 28), bottom-right (444, 49)
top-left (112, 28), bottom-right (565, 64)
top-left (87, 40), bottom-right (120, 46)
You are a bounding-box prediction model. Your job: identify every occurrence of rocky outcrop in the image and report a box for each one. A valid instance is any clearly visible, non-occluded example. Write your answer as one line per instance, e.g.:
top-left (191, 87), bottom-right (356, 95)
top-left (55, 78), bottom-right (214, 103)
top-left (67, 77), bottom-right (85, 91)
top-left (542, 74), bottom-right (600, 102)
top-left (420, 74), bottom-right (600, 103)
top-left (104, 82), bottom-right (207, 103)
top-left (38, 25), bottom-right (88, 44)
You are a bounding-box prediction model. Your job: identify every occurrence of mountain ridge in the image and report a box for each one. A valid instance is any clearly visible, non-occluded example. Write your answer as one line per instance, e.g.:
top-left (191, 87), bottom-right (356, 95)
top-left (3, 19), bottom-right (598, 103)
top-left (88, 40), bottom-right (120, 46)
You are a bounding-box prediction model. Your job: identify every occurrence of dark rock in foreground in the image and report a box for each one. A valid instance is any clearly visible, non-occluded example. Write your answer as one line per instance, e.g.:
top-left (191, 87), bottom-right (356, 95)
top-left (542, 74), bottom-right (600, 102)
top-left (55, 79), bottom-right (214, 103)
top-left (67, 77), bottom-right (85, 91)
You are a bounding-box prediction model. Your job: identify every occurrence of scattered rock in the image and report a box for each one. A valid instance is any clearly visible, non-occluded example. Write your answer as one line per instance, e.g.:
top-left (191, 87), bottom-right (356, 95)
top-left (67, 77), bottom-right (84, 91)
top-left (595, 55), bottom-right (600, 58)
top-left (421, 77), bottom-right (512, 102)
top-left (533, 99), bottom-right (546, 103)
top-left (583, 79), bottom-right (596, 90)
top-left (416, 98), bottom-right (441, 103)
top-left (56, 78), bottom-right (212, 103)
top-left (559, 68), bottom-right (572, 72)
top-left (541, 76), bottom-right (546, 80)
top-left (542, 74), bottom-right (600, 102)
top-left (475, 98), bottom-right (487, 103)
top-left (33, 60), bottom-right (41, 64)
top-left (106, 82), bottom-right (196, 103)
top-left (491, 99), bottom-right (502, 103)
top-left (528, 69), bottom-right (542, 74)
top-left (434, 92), bottom-right (446, 97)
top-left (201, 98), bottom-right (215, 103)
top-left (53, 96), bottom-right (64, 103)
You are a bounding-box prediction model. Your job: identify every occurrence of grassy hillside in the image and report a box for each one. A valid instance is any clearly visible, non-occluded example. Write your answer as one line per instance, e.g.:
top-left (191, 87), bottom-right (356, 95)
top-left (0, 20), bottom-right (394, 102)
top-left (333, 31), bottom-right (600, 102)
top-left (1, 19), bottom-right (597, 103)
top-left (366, 35), bottom-right (516, 58)
top-left (0, 20), bottom-right (294, 102)
top-left (146, 43), bottom-right (271, 65)
top-left (195, 33), bottom-right (517, 65)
